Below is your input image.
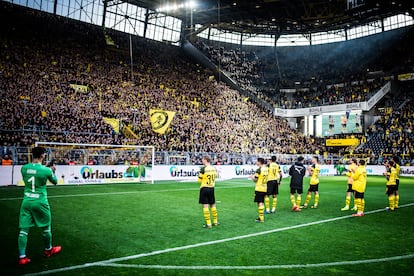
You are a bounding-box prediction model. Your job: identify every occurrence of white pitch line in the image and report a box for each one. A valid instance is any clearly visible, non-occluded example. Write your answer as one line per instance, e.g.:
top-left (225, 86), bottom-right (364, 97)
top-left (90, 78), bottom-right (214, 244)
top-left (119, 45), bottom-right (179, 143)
top-left (99, 253), bottom-right (414, 269)
top-left (24, 203), bottom-right (414, 276)
top-left (0, 182), bottom-right (250, 201)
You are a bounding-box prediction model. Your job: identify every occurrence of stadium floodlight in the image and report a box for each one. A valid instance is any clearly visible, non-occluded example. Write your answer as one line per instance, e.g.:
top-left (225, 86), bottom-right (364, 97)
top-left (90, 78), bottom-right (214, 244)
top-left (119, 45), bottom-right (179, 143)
top-left (186, 1), bottom-right (197, 9)
top-left (157, 1), bottom-right (197, 13)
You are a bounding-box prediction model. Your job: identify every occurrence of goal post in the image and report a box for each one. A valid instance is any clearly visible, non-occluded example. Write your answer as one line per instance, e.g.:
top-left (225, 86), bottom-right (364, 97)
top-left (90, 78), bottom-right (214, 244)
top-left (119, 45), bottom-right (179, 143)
top-left (35, 142), bottom-right (155, 185)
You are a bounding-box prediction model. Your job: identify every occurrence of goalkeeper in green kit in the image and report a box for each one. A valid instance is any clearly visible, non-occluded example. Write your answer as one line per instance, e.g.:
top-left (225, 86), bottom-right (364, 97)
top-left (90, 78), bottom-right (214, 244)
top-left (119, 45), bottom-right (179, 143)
top-left (18, 147), bottom-right (61, 265)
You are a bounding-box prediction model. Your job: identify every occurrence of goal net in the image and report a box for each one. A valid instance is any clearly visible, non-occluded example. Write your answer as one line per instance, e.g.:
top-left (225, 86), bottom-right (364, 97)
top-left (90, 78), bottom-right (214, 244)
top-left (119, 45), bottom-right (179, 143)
top-left (35, 142), bottom-right (154, 185)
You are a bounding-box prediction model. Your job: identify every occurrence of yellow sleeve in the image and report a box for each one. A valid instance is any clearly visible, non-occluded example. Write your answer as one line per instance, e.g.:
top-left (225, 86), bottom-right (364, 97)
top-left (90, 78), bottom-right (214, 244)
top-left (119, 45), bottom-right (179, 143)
top-left (352, 169), bottom-right (360, 181)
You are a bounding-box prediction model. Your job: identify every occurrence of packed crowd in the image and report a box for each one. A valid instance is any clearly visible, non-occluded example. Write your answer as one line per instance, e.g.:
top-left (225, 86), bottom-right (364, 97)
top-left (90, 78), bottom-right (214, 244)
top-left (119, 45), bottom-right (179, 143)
top-left (196, 42), bottom-right (261, 91)
top-left (0, 4), bottom-right (321, 165)
top-left (365, 99), bottom-right (414, 165)
top-left (194, 40), bottom-right (277, 105)
top-left (195, 25), bottom-right (414, 108)
top-left (277, 78), bottom-right (385, 108)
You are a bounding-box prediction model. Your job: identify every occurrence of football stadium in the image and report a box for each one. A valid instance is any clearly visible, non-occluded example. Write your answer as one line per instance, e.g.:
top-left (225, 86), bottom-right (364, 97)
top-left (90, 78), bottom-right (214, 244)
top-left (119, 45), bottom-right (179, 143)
top-left (0, 0), bottom-right (413, 275)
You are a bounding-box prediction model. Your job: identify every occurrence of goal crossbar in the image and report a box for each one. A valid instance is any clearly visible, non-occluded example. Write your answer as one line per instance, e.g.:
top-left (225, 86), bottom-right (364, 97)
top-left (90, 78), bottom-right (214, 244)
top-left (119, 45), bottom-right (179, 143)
top-left (35, 142), bottom-right (155, 185)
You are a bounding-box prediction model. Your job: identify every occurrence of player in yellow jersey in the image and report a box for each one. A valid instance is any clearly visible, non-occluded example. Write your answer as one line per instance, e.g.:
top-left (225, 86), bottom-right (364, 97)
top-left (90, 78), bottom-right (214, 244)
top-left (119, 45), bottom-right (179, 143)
top-left (392, 156), bottom-right (401, 208)
top-left (302, 156), bottom-right (321, 209)
top-left (383, 160), bottom-right (397, 211)
top-left (250, 158), bottom-right (268, 222)
top-left (198, 156), bottom-right (218, 228)
top-left (352, 159), bottom-right (367, 217)
top-left (341, 159), bottom-right (358, 211)
top-left (265, 156), bottom-right (283, 214)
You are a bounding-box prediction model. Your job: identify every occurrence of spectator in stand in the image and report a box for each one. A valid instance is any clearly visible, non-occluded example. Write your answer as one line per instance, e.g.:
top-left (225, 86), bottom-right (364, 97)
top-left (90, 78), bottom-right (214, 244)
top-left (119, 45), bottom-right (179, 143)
top-left (1, 154), bottom-right (13, 165)
top-left (0, 7), bottom-right (322, 158)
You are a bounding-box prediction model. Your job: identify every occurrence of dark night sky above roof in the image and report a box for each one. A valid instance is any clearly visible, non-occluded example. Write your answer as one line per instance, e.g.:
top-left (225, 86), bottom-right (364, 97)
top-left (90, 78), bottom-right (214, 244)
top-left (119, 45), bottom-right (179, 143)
top-left (127, 0), bottom-right (413, 34)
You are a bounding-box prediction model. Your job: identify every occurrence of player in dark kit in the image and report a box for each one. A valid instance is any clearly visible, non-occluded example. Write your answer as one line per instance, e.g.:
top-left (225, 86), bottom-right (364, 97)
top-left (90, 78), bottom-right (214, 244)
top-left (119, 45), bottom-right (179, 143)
top-left (17, 147), bottom-right (61, 265)
top-left (289, 156), bottom-right (306, 212)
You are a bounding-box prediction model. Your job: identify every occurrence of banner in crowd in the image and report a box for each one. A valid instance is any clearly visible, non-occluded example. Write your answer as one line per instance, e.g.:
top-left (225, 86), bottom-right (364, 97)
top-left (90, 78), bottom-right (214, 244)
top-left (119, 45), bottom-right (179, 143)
top-left (397, 72), bottom-right (414, 81)
top-left (149, 109), bottom-right (176, 134)
top-left (1, 165), bottom-right (413, 186)
top-left (326, 138), bottom-right (360, 147)
top-left (69, 84), bottom-right (88, 93)
top-left (273, 81), bottom-right (391, 117)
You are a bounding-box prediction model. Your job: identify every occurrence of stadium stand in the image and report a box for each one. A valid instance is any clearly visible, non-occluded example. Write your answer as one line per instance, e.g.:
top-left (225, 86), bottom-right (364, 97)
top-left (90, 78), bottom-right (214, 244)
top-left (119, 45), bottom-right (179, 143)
top-left (1, 2), bottom-right (414, 166)
top-left (0, 3), bottom-right (321, 165)
top-left (360, 98), bottom-right (414, 165)
top-left (194, 25), bottom-right (414, 108)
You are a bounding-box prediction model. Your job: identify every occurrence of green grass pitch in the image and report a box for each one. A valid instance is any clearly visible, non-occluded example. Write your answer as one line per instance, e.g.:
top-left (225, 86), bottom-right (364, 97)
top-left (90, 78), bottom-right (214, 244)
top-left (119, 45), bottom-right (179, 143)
top-left (0, 175), bottom-right (413, 275)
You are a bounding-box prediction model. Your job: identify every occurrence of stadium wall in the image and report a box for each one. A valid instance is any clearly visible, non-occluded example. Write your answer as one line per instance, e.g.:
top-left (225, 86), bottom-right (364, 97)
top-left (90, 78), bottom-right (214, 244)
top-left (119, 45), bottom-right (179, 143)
top-left (1, 165), bottom-right (413, 186)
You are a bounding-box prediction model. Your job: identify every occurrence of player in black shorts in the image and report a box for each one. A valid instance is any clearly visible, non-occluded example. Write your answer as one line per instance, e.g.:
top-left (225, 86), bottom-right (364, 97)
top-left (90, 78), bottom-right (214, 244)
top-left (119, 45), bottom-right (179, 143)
top-left (265, 156), bottom-right (283, 214)
top-left (289, 156), bottom-right (306, 212)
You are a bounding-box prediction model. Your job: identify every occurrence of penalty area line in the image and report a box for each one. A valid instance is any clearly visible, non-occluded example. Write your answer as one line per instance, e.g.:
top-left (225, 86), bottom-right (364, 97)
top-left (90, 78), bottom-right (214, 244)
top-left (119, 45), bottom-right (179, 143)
top-left (98, 253), bottom-right (414, 270)
top-left (24, 203), bottom-right (414, 276)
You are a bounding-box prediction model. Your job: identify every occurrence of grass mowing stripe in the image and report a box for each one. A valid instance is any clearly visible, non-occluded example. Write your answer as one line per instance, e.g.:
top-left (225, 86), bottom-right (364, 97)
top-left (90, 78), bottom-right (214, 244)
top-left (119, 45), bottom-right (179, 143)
top-left (98, 253), bottom-right (414, 270)
top-left (24, 203), bottom-right (414, 276)
top-left (0, 182), bottom-right (251, 201)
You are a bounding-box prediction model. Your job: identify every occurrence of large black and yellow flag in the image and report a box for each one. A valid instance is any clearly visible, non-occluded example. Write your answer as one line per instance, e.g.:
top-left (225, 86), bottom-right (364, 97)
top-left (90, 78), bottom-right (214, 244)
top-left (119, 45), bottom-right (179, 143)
top-left (149, 109), bottom-right (176, 134)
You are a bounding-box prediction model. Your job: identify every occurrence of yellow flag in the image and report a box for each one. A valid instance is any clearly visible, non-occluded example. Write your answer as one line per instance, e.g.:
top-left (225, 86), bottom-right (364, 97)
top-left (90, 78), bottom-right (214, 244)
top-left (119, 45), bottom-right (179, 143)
top-left (150, 109), bottom-right (175, 134)
top-left (122, 125), bottom-right (139, 139)
top-left (104, 34), bottom-right (115, 45)
top-left (191, 98), bottom-right (200, 107)
top-left (41, 110), bottom-right (47, 118)
top-left (103, 117), bottom-right (120, 133)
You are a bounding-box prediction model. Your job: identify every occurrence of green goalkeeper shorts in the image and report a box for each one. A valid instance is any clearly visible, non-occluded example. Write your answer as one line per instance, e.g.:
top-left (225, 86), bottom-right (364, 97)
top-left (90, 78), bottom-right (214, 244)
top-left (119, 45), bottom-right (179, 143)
top-left (19, 199), bottom-right (51, 228)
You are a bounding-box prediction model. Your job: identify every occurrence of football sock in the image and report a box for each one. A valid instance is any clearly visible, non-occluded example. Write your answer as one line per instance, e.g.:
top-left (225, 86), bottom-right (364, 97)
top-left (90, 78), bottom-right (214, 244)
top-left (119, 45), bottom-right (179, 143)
top-left (203, 207), bottom-right (211, 226)
top-left (305, 194), bottom-right (311, 206)
top-left (211, 207), bottom-right (218, 224)
top-left (258, 205), bottom-right (264, 221)
top-left (395, 195), bottom-right (399, 208)
top-left (388, 195), bottom-right (395, 210)
top-left (272, 197), bottom-right (277, 211)
top-left (354, 198), bottom-right (361, 212)
top-left (42, 226), bottom-right (52, 250)
top-left (290, 195), bottom-right (296, 206)
top-left (345, 195), bottom-right (351, 207)
top-left (18, 228), bottom-right (29, 257)
top-left (314, 194), bottom-right (319, 206)
top-left (296, 195), bottom-right (302, 207)
top-left (360, 199), bottom-right (365, 213)
top-left (265, 197), bottom-right (270, 212)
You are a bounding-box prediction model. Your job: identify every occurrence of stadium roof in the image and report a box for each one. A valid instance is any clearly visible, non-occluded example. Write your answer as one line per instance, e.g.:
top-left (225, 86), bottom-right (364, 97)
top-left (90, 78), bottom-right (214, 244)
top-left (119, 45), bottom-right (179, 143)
top-left (127, 0), bottom-right (413, 34)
